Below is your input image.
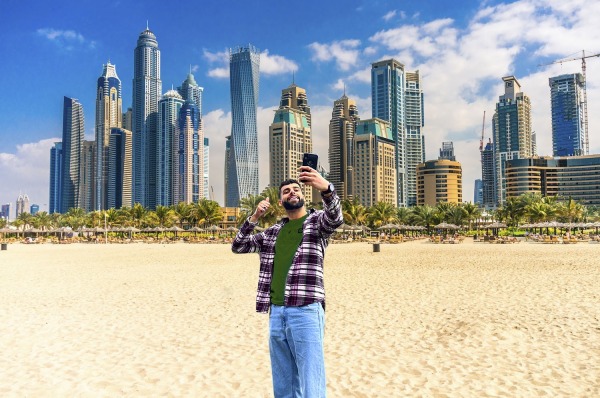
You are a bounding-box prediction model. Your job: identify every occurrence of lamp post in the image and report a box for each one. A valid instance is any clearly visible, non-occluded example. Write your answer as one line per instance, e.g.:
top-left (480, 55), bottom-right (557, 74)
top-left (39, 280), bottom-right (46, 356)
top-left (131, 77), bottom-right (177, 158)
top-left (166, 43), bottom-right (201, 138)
top-left (104, 211), bottom-right (108, 244)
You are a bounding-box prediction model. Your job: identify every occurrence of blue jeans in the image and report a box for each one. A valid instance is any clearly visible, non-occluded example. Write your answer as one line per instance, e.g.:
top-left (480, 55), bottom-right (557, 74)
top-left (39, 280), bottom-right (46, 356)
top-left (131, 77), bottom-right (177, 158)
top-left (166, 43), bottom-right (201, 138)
top-left (269, 302), bottom-right (326, 397)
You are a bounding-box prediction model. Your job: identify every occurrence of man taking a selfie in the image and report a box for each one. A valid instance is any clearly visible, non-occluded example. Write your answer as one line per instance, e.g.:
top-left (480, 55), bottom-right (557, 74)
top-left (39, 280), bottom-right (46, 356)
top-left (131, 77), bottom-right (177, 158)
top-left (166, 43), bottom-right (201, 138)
top-left (231, 165), bottom-right (343, 397)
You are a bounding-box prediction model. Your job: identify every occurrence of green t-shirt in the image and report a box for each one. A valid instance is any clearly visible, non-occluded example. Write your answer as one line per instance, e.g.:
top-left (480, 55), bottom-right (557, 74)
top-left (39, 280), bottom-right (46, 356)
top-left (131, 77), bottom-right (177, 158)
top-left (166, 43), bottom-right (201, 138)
top-left (270, 215), bottom-right (308, 305)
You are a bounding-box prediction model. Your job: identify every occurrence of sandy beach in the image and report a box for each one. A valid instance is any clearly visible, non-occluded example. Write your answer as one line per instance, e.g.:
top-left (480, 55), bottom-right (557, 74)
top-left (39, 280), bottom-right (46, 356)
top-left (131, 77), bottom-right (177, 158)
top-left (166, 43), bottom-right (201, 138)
top-left (1, 240), bottom-right (599, 397)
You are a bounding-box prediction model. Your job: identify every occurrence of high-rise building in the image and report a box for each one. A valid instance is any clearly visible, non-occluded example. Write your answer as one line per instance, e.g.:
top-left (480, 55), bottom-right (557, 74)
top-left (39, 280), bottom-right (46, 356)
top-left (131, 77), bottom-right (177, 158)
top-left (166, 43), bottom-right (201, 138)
top-left (178, 72), bottom-right (203, 116)
top-left (371, 59), bottom-right (407, 207)
top-left (353, 118), bottom-right (397, 207)
top-left (108, 128), bottom-right (133, 209)
top-left (204, 137), bottom-right (210, 201)
top-left (506, 155), bottom-right (600, 205)
top-left (1, 204), bottom-right (10, 221)
top-left (30, 204), bottom-right (39, 215)
top-left (226, 45), bottom-right (260, 207)
top-left (157, 90), bottom-right (184, 206)
top-left (269, 84), bottom-right (313, 204)
top-left (95, 62), bottom-right (122, 210)
top-left (474, 179), bottom-right (483, 205)
top-left (80, 140), bottom-right (96, 212)
top-left (224, 135), bottom-right (231, 204)
top-left (481, 139), bottom-right (496, 209)
top-left (61, 96), bottom-right (84, 213)
top-left (16, 194), bottom-right (30, 218)
top-left (328, 94), bottom-right (359, 201)
top-left (132, 26), bottom-right (161, 208)
top-left (439, 142), bottom-right (456, 161)
top-left (405, 71), bottom-right (425, 206)
top-left (49, 142), bottom-right (63, 214)
top-left (123, 107), bottom-right (133, 131)
top-left (549, 73), bottom-right (585, 156)
top-left (416, 159), bottom-right (462, 206)
top-left (492, 76), bottom-right (533, 205)
top-left (174, 101), bottom-right (204, 204)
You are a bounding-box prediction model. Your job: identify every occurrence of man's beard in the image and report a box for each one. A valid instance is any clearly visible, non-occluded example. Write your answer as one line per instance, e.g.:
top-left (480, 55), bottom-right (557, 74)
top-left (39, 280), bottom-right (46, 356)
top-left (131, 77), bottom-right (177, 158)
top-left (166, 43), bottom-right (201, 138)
top-left (282, 197), bottom-right (305, 210)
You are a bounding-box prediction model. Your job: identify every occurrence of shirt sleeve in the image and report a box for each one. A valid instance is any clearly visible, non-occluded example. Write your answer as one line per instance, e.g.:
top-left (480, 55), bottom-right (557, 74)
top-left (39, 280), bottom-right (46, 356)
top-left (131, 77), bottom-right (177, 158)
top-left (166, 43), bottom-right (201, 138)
top-left (231, 217), bottom-right (264, 254)
top-left (316, 190), bottom-right (344, 238)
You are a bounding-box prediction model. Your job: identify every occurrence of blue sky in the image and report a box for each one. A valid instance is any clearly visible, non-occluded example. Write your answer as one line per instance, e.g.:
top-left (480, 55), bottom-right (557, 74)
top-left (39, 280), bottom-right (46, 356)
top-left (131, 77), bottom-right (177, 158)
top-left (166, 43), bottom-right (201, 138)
top-left (1, 0), bottom-right (600, 215)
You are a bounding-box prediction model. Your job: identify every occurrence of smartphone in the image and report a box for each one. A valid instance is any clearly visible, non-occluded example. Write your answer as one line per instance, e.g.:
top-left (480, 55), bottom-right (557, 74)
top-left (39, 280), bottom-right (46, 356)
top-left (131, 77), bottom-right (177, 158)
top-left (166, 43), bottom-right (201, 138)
top-left (302, 153), bottom-right (318, 169)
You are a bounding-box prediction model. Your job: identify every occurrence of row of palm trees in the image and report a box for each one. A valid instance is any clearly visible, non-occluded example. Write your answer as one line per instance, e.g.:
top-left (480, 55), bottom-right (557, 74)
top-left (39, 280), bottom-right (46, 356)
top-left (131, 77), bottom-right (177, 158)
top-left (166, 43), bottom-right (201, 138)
top-left (1, 199), bottom-right (223, 231)
top-left (2, 192), bottom-right (598, 233)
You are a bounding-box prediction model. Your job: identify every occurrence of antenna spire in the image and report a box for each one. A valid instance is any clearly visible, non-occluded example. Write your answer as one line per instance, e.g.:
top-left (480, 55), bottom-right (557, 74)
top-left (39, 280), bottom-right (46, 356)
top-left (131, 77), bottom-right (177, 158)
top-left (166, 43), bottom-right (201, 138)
top-left (146, 20), bottom-right (149, 30)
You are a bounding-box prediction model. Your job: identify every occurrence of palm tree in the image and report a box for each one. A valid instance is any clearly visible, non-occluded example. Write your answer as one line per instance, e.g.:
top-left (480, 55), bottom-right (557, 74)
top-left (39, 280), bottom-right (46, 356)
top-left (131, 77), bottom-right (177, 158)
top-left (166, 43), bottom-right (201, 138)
top-left (63, 207), bottom-right (86, 229)
top-left (396, 207), bottom-right (411, 226)
top-left (342, 197), bottom-right (367, 226)
top-left (17, 211), bottom-right (33, 230)
top-left (192, 199), bottom-right (223, 228)
top-left (0, 217), bottom-right (6, 228)
top-left (32, 211), bottom-right (52, 231)
top-left (367, 201), bottom-right (396, 228)
top-left (239, 194), bottom-right (265, 226)
top-left (409, 205), bottom-right (438, 233)
top-left (172, 202), bottom-right (192, 229)
top-left (154, 205), bottom-right (176, 227)
top-left (435, 202), bottom-right (456, 222)
top-left (556, 197), bottom-right (584, 225)
top-left (130, 203), bottom-right (147, 228)
top-left (261, 186), bottom-right (286, 225)
top-left (105, 208), bottom-right (120, 228)
top-left (446, 206), bottom-right (467, 227)
top-left (461, 202), bottom-right (481, 231)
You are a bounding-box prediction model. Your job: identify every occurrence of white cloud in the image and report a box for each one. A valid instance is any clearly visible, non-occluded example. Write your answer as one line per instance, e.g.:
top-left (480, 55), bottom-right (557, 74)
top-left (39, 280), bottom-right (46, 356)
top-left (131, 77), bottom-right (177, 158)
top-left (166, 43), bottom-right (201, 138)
top-left (383, 10), bottom-right (397, 22)
top-left (0, 138), bottom-right (59, 216)
top-left (260, 50), bottom-right (298, 75)
top-left (308, 39), bottom-right (362, 71)
top-left (203, 48), bottom-right (297, 79)
top-left (191, 64), bottom-right (199, 73)
top-left (36, 28), bottom-right (95, 50)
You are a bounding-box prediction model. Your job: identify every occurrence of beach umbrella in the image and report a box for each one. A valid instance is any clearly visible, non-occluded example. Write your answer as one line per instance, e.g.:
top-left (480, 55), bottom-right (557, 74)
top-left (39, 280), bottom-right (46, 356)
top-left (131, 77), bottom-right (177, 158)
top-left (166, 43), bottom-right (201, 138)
top-left (166, 226), bottom-right (184, 238)
top-left (205, 225), bottom-right (223, 237)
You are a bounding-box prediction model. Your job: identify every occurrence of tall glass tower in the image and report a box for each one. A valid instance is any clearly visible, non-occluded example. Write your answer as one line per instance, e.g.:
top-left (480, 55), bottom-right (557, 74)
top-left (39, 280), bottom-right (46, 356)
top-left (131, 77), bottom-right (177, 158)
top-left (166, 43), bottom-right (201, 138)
top-left (492, 76), bottom-right (533, 205)
top-left (405, 71), bottom-right (425, 207)
top-left (61, 96), bottom-right (85, 213)
top-left (95, 62), bottom-right (122, 211)
top-left (175, 101), bottom-right (204, 204)
top-left (132, 27), bottom-right (161, 208)
top-left (49, 142), bottom-right (63, 214)
top-left (371, 59), bottom-right (406, 207)
top-left (549, 73), bottom-right (585, 156)
top-left (226, 45), bottom-right (260, 207)
top-left (178, 72), bottom-right (203, 117)
top-left (157, 90), bottom-right (184, 206)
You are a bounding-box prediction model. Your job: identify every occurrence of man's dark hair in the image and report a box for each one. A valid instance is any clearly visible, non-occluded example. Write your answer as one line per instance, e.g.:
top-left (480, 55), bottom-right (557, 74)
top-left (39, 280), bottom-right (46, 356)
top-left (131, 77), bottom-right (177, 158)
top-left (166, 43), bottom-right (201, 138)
top-left (279, 179), bottom-right (301, 198)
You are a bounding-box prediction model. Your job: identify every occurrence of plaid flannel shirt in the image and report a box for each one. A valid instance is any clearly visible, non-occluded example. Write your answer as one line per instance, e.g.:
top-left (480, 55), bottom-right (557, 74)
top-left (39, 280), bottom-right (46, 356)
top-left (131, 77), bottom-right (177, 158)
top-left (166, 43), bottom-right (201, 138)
top-left (231, 191), bottom-right (343, 313)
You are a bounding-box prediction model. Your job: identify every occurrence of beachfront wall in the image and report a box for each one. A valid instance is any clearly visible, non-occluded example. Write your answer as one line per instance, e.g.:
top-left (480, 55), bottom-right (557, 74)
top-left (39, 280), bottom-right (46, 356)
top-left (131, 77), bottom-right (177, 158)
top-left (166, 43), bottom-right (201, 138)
top-left (416, 159), bottom-right (462, 206)
top-left (505, 154), bottom-right (600, 205)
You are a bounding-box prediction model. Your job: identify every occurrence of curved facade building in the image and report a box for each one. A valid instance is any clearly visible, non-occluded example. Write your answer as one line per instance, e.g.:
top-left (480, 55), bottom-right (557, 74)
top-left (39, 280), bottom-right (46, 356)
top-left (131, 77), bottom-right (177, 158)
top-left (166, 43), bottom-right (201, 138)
top-left (506, 155), bottom-right (600, 205)
top-left (416, 159), bottom-right (462, 206)
top-left (132, 27), bottom-right (161, 208)
top-left (226, 45), bottom-right (260, 207)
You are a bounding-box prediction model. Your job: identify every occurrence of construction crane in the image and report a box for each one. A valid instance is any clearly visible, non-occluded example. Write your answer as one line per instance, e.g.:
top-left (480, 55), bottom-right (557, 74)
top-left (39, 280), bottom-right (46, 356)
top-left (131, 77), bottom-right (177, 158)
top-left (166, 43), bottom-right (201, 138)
top-left (539, 50), bottom-right (600, 155)
top-left (479, 110), bottom-right (486, 152)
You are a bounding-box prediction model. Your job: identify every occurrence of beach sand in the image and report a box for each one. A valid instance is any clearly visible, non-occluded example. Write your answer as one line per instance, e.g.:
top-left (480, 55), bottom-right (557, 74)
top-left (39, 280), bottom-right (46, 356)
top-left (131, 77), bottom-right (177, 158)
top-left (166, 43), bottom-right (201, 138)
top-left (1, 240), bottom-right (599, 397)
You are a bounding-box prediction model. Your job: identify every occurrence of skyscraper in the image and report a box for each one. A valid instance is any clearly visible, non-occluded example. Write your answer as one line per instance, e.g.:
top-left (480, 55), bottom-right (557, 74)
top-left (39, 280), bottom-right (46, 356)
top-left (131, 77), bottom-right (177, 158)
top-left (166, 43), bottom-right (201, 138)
top-left (157, 90), bottom-right (184, 206)
top-left (174, 101), bottom-right (204, 204)
top-left (61, 96), bottom-right (84, 213)
top-left (108, 128), bottom-right (133, 209)
top-left (1, 204), bottom-right (11, 221)
top-left (30, 204), bottom-right (39, 215)
top-left (481, 139), bottom-right (496, 209)
top-left (178, 72), bottom-right (203, 116)
top-left (474, 179), bottom-right (483, 205)
top-left (49, 142), bottom-right (63, 214)
top-left (269, 83), bottom-right (313, 204)
top-left (16, 194), bottom-right (30, 218)
top-left (439, 142), bottom-right (456, 161)
top-left (405, 71), bottom-right (425, 206)
top-left (95, 62), bottom-right (122, 210)
top-left (80, 140), bottom-right (96, 212)
top-left (493, 76), bottom-right (533, 205)
top-left (416, 159), bottom-right (462, 206)
top-left (549, 73), bottom-right (585, 156)
top-left (226, 45), bottom-right (260, 207)
top-left (204, 137), bottom-right (210, 201)
top-left (132, 26), bottom-right (161, 208)
top-left (371, 59), bottom-right (406, 207)
top-left (353, 118), bottom-right (397, 207)
top-left (328, 94), bottom-right (359, 201)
